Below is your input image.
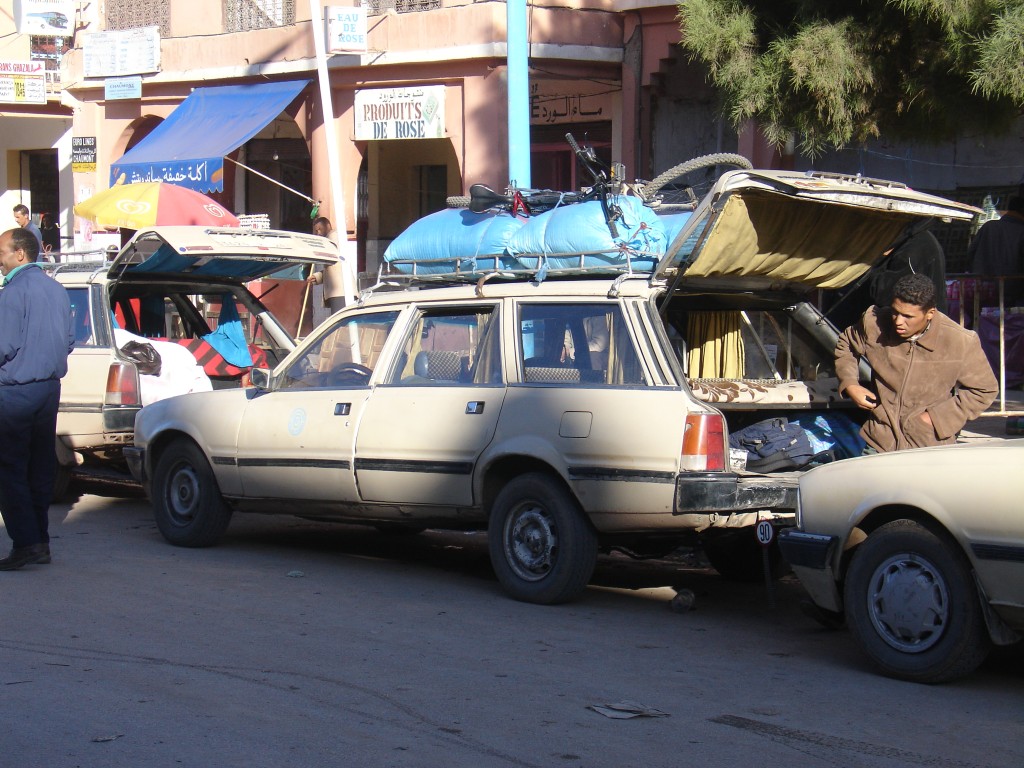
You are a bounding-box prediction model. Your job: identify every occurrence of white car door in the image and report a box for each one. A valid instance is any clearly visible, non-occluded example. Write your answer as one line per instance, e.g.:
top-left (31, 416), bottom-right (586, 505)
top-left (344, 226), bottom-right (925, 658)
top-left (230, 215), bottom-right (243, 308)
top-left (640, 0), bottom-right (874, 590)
top-left (234, 310), bottom-right (401, 501)
top-left (354, 303), bottom-right (505, 507)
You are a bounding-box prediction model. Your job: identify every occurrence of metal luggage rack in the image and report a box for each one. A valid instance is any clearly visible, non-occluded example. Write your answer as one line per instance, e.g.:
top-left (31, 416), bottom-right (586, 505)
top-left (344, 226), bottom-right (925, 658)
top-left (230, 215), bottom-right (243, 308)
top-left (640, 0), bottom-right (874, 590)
top-left (368, 251), bottom-right (657, 293)
top-left (40, 257), bottom-right (112, 277)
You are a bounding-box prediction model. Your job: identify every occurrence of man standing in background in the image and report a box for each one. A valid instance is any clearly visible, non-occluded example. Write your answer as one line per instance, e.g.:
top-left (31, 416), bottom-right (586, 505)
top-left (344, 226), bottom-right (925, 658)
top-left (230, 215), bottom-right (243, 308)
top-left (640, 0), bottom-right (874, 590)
top-left (13, 204), bottom-right (43, 252)
top-left (0, 227), bottom-right (74, 570)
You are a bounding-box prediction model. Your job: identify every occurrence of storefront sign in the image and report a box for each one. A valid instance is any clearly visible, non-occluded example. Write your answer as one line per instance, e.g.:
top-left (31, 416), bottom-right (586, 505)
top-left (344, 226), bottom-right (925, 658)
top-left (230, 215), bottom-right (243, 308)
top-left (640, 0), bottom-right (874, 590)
top-left (83, 27), bottom-right (161, 78)
top-left (15, 0), bottom-right (76, 35)
top-left (72, 137), bottom-right (97, 173)
top-left (326, 6), bottom-right (367, 53)
top-left (105, 76), bottom-right (142, 101)
top-left (530, 83), bottom-right (611, 125)
top-left (0, 60), bottom-right (46, 104)
top-left (354, 86), bottom-right (445, 141)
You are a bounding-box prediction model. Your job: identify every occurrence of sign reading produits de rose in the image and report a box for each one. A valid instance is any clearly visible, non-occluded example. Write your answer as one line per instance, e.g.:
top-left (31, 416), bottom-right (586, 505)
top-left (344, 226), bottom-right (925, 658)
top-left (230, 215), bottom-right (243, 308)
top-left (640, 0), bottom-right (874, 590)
top-left (354, 86), bottom-right (445, 141)
top-left (0, 61), bottom-right (46, 104)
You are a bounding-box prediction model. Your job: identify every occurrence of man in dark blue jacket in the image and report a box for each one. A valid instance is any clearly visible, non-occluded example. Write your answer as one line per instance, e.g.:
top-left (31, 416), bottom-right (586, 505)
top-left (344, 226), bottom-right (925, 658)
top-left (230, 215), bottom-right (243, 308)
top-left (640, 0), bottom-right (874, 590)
top-left (0, 227), bottom-right (74, 569)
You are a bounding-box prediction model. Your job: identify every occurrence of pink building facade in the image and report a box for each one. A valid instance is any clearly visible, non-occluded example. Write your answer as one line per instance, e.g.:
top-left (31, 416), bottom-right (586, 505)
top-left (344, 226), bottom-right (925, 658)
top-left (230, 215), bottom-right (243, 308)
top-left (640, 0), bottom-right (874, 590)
top-left (60, 0), bottom-right (734, 276)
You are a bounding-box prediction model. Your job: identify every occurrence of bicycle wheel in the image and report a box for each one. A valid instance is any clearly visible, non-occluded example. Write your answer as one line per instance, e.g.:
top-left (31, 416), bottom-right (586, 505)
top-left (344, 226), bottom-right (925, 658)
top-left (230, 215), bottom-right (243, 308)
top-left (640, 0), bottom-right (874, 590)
top-left (446, 195), bottom-right (471, 209)
top-left (641, 153), bottom-right (752, 206)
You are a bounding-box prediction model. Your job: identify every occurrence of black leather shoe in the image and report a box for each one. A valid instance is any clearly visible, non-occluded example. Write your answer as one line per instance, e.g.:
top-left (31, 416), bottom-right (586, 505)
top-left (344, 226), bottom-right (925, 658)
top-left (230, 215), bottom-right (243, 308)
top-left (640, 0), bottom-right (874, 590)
top-left (0, 543), bottom-right (50, 571)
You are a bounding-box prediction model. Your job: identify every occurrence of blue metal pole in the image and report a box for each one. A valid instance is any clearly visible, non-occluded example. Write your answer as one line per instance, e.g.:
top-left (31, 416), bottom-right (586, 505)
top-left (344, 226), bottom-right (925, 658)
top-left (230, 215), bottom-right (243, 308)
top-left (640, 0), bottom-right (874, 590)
top-left (506, 0), bottom-right (531, 188)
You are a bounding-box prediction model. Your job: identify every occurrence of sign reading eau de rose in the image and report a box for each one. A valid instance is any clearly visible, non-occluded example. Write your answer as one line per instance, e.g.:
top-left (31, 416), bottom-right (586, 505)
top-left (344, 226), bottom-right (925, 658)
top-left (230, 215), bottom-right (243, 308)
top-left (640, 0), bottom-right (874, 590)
top-left (354, 86), bottom-right (445, 141)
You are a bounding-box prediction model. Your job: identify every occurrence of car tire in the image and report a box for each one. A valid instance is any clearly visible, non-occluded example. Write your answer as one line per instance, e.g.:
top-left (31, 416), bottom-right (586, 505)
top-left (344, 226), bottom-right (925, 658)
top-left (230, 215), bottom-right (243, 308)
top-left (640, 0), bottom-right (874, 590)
top-left (152, 439), bottom-right (233, 548)
top-left (843, 519), bottom-right (991, 684)
top-left (701, 528), bottom-right (788, 582)
top-left (488, 473), bottom-right (598, 605)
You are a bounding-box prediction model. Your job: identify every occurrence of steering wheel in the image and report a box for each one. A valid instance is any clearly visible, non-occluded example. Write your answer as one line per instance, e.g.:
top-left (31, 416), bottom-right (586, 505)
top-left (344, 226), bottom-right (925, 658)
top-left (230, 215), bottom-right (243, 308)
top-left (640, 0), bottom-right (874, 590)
top-left (323, 362), bottom-right (373, 386)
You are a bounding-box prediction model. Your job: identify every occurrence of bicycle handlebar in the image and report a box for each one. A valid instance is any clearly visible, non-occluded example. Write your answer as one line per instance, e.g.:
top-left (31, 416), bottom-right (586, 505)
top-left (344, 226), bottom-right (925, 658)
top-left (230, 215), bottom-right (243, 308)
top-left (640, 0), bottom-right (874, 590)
top-left (565, 133), bottom-right (618, 238)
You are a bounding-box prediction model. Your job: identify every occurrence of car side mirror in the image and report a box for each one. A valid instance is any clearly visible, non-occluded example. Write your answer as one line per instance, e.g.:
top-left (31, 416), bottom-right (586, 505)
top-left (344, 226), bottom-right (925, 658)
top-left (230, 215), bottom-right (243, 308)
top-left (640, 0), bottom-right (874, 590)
top-left (250, 367), bottom-right (271, 390)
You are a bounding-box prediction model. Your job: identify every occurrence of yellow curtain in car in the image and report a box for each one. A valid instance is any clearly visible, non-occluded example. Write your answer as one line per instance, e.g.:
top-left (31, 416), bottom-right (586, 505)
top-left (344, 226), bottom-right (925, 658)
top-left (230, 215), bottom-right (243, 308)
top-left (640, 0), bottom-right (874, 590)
top-left (686, 311), bottom-right (745, 379)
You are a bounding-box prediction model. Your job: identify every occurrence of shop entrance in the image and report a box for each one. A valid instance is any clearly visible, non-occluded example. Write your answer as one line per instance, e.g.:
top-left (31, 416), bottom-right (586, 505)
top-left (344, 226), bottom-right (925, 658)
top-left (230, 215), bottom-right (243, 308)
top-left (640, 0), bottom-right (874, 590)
top-left (23, 150), bottom-right (59, 227)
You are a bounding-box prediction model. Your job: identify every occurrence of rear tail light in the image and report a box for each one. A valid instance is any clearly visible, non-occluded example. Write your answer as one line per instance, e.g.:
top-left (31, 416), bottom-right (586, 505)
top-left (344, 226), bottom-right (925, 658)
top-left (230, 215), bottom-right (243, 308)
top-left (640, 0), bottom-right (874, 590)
top-left (680, 413), bottom-right (726, 471)
top-left (105, 362), bottom-right (141, 406)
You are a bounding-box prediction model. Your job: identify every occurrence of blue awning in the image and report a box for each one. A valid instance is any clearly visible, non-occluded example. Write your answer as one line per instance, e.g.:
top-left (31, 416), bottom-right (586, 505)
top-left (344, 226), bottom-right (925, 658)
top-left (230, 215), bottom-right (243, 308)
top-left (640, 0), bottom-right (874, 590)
top-left (110, 80), bottom-right (309, 193)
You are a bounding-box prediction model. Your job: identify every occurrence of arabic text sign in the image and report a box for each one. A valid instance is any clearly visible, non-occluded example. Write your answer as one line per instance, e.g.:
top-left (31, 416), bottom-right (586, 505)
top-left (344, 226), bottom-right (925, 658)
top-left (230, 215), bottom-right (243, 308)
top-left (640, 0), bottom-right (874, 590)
top-left (72, 137), bottom-right (97, 173)
top-left (326, 6), bottom-right (367, 53)
top-left (110, 159), bottom-right (223, 194)
top-left (529, 84), bottom-right (610, 125)
top-left (0, 60), bottom-right (46, 104)
top-left (354, 86), bottom-right (445, 141)
top-left (83, 27), bottom-right (161, 78)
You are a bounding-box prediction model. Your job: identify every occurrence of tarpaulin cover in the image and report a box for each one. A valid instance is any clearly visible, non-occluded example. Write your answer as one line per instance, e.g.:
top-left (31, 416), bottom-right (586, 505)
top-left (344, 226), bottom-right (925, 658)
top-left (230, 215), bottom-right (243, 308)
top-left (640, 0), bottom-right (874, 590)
top-left (383, 208), bottom-right (525, 274)
top-left (110, 80), bottom-right (309, 193)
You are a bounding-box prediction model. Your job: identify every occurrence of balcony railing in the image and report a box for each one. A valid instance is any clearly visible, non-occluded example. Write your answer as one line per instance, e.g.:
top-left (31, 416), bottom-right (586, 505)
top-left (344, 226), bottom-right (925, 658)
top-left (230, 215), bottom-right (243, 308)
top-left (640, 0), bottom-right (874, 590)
top-left (365, 0), bottom-right (442, 16)
top-left (947, 274), bottom-right (1024, 414)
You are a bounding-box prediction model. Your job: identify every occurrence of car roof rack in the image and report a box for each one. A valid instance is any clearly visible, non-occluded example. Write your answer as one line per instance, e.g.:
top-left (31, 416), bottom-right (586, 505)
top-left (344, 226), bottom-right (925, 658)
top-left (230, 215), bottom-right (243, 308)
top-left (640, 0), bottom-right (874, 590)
top-left (368, 252), bottom-right (657, 293)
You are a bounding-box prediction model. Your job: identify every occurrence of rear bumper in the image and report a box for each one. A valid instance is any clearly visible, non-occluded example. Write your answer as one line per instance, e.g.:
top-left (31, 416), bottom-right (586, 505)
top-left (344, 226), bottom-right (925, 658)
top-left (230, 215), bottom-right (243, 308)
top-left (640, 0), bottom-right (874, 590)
top-left (675, 472), bottom-right (798, 513)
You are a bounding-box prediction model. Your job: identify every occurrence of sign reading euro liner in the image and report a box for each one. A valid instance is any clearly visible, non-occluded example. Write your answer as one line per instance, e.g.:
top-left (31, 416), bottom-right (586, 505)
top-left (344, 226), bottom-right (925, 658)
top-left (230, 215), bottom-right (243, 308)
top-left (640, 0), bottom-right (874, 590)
top-left (354, 86), bottom-right (445, 141)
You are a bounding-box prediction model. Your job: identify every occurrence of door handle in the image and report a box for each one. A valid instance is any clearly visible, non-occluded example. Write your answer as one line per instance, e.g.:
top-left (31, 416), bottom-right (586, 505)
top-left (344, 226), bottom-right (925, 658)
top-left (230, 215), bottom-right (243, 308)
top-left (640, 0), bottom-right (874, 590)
top-left (335, 403), bottom-right (351, 416)
top-left (466, 401), bottom-right (485, 414)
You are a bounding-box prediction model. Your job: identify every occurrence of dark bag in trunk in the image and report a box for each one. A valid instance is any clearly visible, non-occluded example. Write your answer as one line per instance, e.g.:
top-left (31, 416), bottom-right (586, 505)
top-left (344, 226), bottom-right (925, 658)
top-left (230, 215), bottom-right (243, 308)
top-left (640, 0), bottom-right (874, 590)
top-left (729, 416), bottom-right (815, 472)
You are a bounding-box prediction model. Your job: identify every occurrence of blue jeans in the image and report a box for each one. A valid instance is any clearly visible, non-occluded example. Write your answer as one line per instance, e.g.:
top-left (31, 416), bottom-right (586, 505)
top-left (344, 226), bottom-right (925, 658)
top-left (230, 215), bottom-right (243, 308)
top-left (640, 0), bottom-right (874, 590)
top-left (0, 380), bottom-right (61, 548)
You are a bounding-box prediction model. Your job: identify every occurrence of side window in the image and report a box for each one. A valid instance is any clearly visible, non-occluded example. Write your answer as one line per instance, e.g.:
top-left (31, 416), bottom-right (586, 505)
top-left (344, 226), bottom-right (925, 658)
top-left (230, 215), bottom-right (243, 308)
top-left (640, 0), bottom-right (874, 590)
top-left (389, 307), bottom-right (501, 386)
top-left (66, 288), bottom-right (92, 346)
top-left (519, 303), bottom-right (646, 385)
top-left (279, 311), bottom-right (400, 389)
top-left (673, 309), bottom-right (837, 381)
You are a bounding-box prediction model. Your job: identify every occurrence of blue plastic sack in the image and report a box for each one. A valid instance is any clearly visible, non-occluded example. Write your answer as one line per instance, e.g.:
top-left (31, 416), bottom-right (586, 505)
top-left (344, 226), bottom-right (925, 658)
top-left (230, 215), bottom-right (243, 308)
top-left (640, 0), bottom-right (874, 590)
top-left (383, 208), bottom-right (524, 275)
top-left (505, 196), bottom-right (667, 272)
top-left (202, 295), bottom-right (252, 368)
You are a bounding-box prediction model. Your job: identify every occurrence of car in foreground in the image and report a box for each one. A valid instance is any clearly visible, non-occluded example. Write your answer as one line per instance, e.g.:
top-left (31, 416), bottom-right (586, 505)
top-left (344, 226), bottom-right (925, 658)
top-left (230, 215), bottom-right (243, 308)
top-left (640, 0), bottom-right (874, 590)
top-left (48, 226), bottom-right (336, 493)
top-left (779, 440), bottom-right (1024, 683)
top-left (127, 169), bottom-right (976, 604)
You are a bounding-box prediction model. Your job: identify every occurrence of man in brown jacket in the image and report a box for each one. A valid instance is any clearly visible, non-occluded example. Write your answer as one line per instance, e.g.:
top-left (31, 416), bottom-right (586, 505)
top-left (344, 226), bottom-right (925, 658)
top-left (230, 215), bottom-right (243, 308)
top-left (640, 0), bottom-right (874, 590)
top-left (836, 272), bottom-right (998, 452)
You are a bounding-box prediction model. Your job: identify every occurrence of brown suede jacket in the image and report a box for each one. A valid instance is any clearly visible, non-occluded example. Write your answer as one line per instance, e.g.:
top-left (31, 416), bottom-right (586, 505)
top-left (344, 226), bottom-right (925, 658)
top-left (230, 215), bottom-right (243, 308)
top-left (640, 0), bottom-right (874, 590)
top-left (835, 306), bottom-right (998, 452)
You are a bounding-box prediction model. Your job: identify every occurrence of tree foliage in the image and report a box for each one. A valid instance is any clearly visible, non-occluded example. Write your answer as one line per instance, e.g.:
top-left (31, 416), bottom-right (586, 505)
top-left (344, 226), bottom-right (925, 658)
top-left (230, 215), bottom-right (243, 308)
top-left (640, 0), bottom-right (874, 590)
top-left (677, 0), bottom-right (1024, 156)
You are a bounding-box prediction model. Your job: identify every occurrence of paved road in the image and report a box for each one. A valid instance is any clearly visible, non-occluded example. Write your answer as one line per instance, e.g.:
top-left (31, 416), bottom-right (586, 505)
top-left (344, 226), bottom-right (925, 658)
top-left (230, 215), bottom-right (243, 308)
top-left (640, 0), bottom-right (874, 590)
top-left (3, 493), bottom-right (1021, 767)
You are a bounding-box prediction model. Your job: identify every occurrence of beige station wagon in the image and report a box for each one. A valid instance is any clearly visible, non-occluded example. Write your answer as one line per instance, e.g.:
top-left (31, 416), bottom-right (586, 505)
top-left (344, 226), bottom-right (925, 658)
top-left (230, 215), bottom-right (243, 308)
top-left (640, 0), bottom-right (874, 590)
top-left (47, 226), bottom-right (336, 494)
top-left (127, 170), bottom-right (977, 604)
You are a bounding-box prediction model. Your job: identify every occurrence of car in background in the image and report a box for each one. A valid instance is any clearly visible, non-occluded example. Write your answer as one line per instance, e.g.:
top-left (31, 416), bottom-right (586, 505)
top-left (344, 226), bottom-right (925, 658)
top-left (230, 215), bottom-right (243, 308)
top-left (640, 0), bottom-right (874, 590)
top-left (47, 226), bottom-right (336, 494)
top-left (779, 441), bottom-right (1024, 683)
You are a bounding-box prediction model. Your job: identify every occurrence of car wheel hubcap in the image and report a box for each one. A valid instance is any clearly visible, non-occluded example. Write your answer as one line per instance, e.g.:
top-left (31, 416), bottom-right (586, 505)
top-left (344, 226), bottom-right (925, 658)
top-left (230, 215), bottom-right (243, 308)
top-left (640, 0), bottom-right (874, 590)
top-left (866, 553), bottom-right (949, 653)
top-left (505, 503), bottom-right (557, 582)
top-left (166, 463), bottom-right (200, 525)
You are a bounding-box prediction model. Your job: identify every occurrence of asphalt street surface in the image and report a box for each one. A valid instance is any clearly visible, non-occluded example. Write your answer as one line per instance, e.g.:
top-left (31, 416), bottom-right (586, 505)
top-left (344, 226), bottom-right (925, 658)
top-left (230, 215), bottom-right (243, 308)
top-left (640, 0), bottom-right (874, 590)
top-left (3, 491), bottom-right (1022, 767)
